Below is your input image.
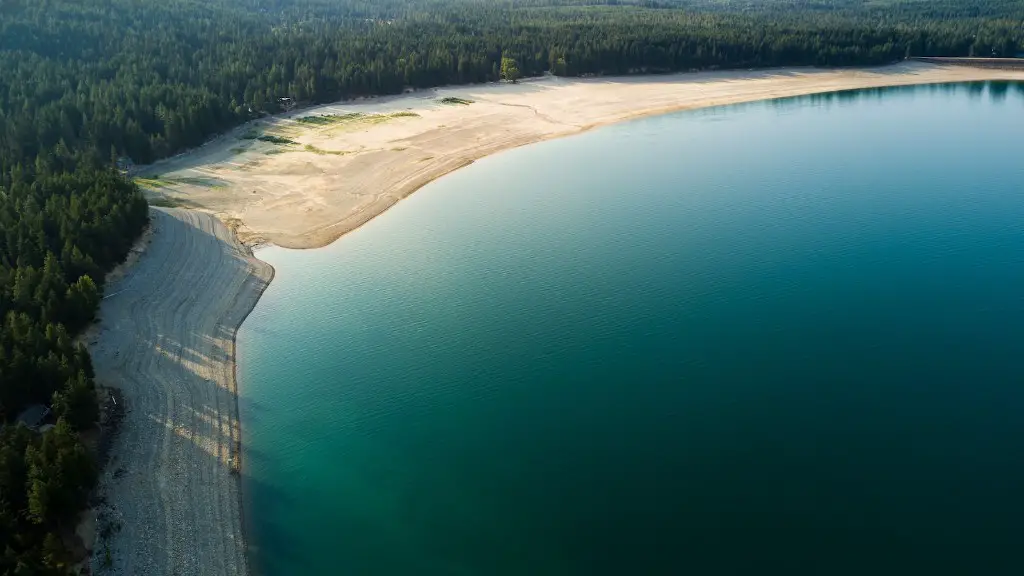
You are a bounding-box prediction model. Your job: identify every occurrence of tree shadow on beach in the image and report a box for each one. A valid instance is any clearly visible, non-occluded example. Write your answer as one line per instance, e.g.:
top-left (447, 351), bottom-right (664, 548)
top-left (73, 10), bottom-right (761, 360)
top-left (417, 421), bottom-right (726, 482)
top-left (89, 208), bottom-right (267, 574)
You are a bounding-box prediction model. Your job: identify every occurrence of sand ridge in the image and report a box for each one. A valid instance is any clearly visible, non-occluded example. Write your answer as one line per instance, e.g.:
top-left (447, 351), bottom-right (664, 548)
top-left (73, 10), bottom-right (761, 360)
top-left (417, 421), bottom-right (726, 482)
top-left (140, 62), bottom-right (1024, 249)
top-left (89, 209), bottom-right (272, 575)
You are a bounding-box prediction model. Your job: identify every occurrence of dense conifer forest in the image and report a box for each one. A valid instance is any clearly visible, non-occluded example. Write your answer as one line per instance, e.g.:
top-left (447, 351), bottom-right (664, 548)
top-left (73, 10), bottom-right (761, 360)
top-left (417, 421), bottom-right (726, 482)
top-left (2, 0), bottom-right (1023, 571)
top-left (2, 0), bottom-right (1023, 168)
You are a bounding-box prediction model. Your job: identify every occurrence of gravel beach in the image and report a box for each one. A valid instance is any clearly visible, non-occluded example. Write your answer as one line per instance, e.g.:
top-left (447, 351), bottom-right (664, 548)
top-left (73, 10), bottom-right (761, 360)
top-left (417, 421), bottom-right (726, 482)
top-left (88, 209), bottom-right (272, 575)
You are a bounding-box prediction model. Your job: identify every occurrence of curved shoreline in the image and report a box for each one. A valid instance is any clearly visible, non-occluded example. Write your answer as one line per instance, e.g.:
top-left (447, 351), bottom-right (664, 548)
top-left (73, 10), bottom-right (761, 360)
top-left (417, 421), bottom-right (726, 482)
top-left (93, 65), bottom-right (1024, 574)
top-left (142, 62), bottom-right (1024, 250)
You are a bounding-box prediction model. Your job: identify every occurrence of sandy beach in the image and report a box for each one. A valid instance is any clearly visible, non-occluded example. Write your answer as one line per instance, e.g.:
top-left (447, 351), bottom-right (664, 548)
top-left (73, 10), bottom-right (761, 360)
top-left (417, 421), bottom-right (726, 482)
top-left (140, 62), bottom-right (1024, 249)
top-left (88, 209), bottom-right (272, 575)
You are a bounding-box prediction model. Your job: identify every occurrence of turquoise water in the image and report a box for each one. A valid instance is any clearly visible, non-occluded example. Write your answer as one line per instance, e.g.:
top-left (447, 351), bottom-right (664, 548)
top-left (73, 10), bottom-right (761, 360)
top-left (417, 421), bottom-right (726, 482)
top-left (238, 82), bottom-right (1024, 575)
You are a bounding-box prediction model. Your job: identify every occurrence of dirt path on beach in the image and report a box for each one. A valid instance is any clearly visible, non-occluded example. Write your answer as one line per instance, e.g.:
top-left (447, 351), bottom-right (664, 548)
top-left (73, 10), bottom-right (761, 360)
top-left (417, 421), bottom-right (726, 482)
top-left (140, 62), bottom-right (1024, 249)
top-left (88, 209), bottom-right (272, 575)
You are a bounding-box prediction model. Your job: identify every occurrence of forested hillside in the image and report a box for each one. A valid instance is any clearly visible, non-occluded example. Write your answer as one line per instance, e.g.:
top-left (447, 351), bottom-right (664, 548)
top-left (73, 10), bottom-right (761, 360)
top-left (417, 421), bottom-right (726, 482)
top-left (2, 0), bottom-right (1023, 572)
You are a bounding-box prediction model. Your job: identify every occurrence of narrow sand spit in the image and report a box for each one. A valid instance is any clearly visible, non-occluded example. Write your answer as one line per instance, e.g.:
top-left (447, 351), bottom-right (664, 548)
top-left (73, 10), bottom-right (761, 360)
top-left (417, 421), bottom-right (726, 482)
top-left (89, 209), bottom-right (272, 575)
top-left (140, 62), bottom-right (1024, 249)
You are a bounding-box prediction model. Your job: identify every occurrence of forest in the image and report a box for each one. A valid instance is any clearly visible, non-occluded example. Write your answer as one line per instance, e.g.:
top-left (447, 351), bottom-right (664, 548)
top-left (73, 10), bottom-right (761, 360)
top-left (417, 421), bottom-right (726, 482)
top-left (2, 0), bottom-right (1023, 572)
top-left (0, 142), bottom-right (149, 572)
top-left (2, 0), bottom-right (1023, 168)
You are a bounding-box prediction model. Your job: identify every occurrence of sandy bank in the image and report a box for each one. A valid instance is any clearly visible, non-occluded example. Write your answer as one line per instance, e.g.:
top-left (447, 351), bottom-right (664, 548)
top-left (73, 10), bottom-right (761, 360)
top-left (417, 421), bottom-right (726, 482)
top-left (88, 209), bottom-right (272, 575)
top-left (140, 62), bottom-right (1024, 249)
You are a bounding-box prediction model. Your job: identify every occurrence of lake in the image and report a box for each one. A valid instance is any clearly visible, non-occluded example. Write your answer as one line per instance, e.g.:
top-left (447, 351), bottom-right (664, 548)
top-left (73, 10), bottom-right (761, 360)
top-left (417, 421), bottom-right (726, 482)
top-left (238, 82), bottom-right (1024, 575)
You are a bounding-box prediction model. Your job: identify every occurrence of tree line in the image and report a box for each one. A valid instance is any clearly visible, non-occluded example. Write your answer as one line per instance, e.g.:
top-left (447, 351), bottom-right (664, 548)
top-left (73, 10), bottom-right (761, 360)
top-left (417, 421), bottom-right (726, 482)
top-left (2, 0), bottom-right (1022, 168)
top-left (0, 167), bottom-right (148, 572)
top-left (3, 0), bottom-right (1023, 572)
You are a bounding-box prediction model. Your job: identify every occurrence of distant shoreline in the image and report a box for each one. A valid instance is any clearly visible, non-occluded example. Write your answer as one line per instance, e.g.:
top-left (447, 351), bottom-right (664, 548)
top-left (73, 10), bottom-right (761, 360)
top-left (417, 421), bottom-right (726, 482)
top-left (139, 62), bottom-right (1024, 250)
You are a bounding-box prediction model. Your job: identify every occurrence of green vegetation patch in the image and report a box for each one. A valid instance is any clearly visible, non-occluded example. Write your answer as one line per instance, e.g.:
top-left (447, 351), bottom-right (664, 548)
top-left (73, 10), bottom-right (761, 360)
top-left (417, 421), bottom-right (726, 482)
top-left (145, 194), bottom-right (203, 209)
top-left (440, 97), bottom-right (474, 105)
top-left (136, 176), bottom-right (226, 189)
top-left (351, 111), bottom-right (420, 128)
top-left (300, 111), bottom-right (418, 132)
top-left (165, 176), bottom-right (227, 188)
top-left (135, 177), bottom-right (168, 189)
top-left (257, 135), bottom-right (297, 145)
top-left (146, 196), bottom-right (183, 208)
top-left (318, 111), bottom-right (422, 136)
top-left (296, 113), bottom-right (364, 125)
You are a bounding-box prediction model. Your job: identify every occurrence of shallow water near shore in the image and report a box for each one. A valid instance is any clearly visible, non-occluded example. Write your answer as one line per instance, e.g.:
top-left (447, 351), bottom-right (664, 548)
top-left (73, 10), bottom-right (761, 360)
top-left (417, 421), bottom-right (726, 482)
top-left (238, 82), bottom-right (1024, 575)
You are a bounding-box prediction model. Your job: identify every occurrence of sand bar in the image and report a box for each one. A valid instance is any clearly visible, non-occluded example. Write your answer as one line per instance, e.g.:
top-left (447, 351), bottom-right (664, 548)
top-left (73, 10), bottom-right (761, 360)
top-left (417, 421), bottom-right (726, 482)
top-left (141, 62), bottom-right (1024, 249)
top-left (88, 209), bottom-right (272, 575)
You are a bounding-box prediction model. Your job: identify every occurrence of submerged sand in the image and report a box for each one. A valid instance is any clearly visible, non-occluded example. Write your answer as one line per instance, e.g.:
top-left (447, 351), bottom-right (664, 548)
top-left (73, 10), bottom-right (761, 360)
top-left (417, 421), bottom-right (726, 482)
top-left (140, 62), bottom-right (1024, 249)
top-left (89, 209), bottom-right (272, 575)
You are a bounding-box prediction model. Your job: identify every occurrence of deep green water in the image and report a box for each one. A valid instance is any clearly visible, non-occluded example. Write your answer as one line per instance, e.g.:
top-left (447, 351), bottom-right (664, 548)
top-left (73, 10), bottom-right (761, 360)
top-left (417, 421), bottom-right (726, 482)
top-left (238, 82), bottom-right (1024, 575)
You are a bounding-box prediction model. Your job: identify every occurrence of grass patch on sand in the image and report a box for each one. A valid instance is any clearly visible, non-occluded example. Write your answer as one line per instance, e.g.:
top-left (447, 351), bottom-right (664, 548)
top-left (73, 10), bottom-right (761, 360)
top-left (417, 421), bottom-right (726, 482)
top-left (257, 135), bottom-right (297, 145)
top-left (439, 97), bottom-right (474, 105)
top-left (147, 197), bottom-right (183, 208)
top-left (318, 111), bottom-right (420, 136)
top-left (303, 144), bottom-right (348, 156)
top-left (145, 194), bottom-right (203, 209)
top-left (166, 176), bottom-right (227, 188)
top-left (347, 111), bottom-right (419, 128)
top-left (300, 111), bottom-right (418, 128)
top-left (296, 113), bottom-right (364, 125)
top-left (134, 177), bottom-right (168, 189)
top-left (138, 176), bottom-right (226, 189)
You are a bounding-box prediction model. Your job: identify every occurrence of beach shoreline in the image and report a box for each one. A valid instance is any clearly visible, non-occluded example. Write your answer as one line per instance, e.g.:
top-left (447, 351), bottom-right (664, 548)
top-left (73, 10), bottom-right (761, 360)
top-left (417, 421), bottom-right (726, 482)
top-left (227, 246), bottom-right (275, 575)
top-left (139, 62), bottom-right (1024, 250)
top-left (88, 209), bottom-right (271, 575)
